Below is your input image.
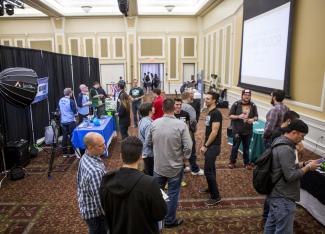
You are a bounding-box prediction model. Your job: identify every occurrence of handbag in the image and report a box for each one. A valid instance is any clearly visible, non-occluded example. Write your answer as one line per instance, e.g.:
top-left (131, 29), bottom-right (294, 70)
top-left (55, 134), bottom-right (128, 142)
top-left (10, 166), bottom-right (26, 181)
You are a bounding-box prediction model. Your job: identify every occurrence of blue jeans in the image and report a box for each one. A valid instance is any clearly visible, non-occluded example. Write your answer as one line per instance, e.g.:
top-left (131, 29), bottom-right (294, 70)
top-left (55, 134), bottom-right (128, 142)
top-left (61, 122), bottom-right (76, 154)
top-left (154, 169), bottom-right (183, 225)
top-left (263, 197), bottom-right (270, 222)
top-left (230, 133), bottom-right (251, 165)
top-left (132, 101), bottom-right (141, 126)
top-left (85, 215), bottom-right (107, 234)
top-left (119, 124), bottom-right (129, 140)
top-left (189, 137), bottom-right (199, 173)
top-left (264, 197), bottom-right (296, 234)
top-left (204, 145), bottom-right (221, 199)
top-left (143, 157), bottom-right (154, 176)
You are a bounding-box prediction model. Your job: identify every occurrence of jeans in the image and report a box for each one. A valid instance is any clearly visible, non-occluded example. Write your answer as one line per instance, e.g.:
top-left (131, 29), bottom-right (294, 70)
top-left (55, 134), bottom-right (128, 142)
top-left (189, 137), bottom-right (200, 173)
top-left (143, 157), bottom-right (154, 176)
top-left (204, 145), bottom-right (221, 199)
top-left (264, 197), bottom-right (296, 234)
top-left (263, 197), bottom-right (270, 222)
top-left (61, 122), bottom-right (76, 154)
top-left (78, 113), bottom-right (88, 124)
top-left (85, 215), bottom-right (108, 234)
top-left (230, 133), bottom-right (251, 165)
top-left (154, 169), bottom-right (183, 225)
top-left (119, 124), bottom-right (129, 140)
top-left (131, 101), bottom-right (141, 127)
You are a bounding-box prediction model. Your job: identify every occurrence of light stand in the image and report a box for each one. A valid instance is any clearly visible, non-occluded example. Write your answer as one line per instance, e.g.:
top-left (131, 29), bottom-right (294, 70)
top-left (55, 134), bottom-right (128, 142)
top-left (0, 133), bottom-right (9, 188)
top-left (0, 99), bottom-right (9, 188)
top-left (0, 67), bottom-right (39, 187)
top-left (47, 113), bottom-right (60, 179)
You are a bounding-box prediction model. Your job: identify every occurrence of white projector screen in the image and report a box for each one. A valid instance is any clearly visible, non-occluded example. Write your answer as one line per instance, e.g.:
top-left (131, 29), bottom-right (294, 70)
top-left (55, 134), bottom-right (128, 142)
top-left (240, 1), bottom-right (293, 94)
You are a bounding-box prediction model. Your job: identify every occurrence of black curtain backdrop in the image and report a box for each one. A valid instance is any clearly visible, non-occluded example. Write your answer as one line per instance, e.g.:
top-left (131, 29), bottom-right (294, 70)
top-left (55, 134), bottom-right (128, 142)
top-left (72, 56), bottom-right (89, 97)
top-left (0, 45), bottom-right (100, 143)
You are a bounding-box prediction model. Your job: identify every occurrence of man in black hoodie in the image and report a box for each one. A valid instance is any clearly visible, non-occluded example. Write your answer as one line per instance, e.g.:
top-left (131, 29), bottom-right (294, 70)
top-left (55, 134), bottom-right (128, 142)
top-left (100, 136), bottom-right (167, 234)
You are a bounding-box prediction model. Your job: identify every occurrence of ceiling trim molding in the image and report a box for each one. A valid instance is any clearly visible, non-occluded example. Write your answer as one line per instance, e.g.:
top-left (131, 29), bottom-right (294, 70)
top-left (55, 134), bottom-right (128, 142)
top-left (24, 0), bottom-right (63, 17)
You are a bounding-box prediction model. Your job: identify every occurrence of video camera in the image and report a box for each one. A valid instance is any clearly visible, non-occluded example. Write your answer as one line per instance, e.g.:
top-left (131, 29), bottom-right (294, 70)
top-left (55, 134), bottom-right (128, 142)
top-left (50, 110), bottom-right (61, 124)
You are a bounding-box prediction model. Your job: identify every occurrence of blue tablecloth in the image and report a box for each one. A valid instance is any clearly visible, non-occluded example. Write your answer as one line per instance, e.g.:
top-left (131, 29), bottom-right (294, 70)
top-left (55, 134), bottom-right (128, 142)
top-left (228, 120), bottom-right (265, 163)
top-left (72, 116), bottom-right (116, 150)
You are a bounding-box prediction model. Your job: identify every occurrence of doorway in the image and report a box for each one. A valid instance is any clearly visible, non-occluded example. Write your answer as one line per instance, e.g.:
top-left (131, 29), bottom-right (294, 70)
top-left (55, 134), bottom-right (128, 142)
top-left (183, 63), bottom-right (195, 83)
top-left (100, 63), bottom-right (125, 95)
top-left (140, 63), bottom-right (164, 92)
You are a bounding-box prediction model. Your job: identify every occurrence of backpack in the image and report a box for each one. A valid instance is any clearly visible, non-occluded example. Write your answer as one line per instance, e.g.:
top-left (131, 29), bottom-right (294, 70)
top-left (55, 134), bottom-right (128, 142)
top-left (253, 142), bottom-right (288, 195)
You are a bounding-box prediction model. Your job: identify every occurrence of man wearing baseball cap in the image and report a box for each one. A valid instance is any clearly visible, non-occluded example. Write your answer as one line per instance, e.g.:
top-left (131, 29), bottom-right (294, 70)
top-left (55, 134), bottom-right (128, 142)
top-left (228, 89), bottom-right (258, 169)
top-left (264, 119), bottom-right (321, 234)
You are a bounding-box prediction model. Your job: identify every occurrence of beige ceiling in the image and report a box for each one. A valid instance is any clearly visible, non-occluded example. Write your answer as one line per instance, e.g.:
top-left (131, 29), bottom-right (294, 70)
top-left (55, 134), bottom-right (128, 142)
top-left (1, 0), bottom-right (222, 17)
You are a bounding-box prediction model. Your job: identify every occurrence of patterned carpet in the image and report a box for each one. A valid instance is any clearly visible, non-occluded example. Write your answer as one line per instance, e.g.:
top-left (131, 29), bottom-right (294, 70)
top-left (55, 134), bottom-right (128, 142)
top-left (0, 102), bottom-right (324, 233)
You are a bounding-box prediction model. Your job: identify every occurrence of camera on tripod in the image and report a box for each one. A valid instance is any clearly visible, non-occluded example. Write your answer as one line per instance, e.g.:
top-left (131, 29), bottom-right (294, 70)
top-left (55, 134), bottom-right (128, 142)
top-left (50, 110), bottom-right (61, 124)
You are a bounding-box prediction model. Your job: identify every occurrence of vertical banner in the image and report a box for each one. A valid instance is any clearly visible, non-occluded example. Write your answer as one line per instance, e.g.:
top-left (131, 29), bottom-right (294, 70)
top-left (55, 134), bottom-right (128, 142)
top-left (32, 77), bottom-right (49, 104)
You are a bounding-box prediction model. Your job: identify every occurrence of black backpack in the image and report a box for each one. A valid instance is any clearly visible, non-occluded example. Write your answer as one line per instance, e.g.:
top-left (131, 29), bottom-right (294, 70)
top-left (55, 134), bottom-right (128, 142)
top-left (253, 142), bottom-right (288, 195)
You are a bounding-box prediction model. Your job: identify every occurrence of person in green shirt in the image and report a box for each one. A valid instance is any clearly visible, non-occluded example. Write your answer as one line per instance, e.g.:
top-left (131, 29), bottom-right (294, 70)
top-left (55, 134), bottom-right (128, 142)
top-left (90, 81), bottom-right (105, 117)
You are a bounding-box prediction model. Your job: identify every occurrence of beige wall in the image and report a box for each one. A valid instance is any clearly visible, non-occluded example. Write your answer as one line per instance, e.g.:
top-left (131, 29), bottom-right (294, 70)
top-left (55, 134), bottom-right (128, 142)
top-left (0, 16), bottom-right (198, 88)
top-left (290, 0), bottom-right (325, 107)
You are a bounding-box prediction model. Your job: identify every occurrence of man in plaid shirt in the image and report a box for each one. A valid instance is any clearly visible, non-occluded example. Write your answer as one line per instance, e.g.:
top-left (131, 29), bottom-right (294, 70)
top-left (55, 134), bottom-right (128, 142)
top-left (263, 90), bottom-right (289, 149)
top-left (262, 89), bottom-right (289, 224)
top-left (77, 132), bottom-right (107, 234)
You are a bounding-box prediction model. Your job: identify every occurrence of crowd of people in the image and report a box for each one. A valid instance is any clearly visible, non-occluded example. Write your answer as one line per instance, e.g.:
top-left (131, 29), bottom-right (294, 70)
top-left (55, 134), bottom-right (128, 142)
top-left (57, 80), bottom-right (321, 234)
top-left (142, 72), bottom-right (161, 93)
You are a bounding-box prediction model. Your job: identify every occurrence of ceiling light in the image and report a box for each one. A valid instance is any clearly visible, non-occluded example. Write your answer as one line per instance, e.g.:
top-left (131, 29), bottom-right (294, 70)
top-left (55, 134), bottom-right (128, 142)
top-left (81, 5), bottom-right (92, 13)
top-left (165, 5), bottom-right (175, 13)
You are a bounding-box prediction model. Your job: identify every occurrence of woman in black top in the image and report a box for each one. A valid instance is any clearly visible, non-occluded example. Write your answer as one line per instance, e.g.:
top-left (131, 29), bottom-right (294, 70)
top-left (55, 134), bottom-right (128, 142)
top-left (118, 92), bottom-right (131, 139)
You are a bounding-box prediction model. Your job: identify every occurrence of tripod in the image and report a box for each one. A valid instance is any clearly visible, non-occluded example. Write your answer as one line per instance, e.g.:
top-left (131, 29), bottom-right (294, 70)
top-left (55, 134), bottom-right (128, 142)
top-left (47, 119), bottom-right (59, 179)
top-left (0, 133), bottom-right (9, 189)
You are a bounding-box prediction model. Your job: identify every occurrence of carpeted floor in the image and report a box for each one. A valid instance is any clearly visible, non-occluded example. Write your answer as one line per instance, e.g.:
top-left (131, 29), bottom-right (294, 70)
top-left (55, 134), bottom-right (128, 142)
top-left (0, 99), bottom-right (324, 234)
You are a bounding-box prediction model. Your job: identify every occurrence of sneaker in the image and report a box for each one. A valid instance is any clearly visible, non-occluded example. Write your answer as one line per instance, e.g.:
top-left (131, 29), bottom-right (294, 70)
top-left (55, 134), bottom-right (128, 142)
top-left (245, 164), bottom-right (253, 170)
top-left (164, 218), bottom-right (184, 228)
top-left (199, 187), bottom-right (210, 194)
top-left (184, 166), bottom-right (191, 173)
top-left (228, 163), bottom-right (236, 169)
top-left (205, 197), bottom-right (222, 206)
top-left (191, 169), bottom-right (204, 176)
top-left (181, 181), bottom-right (187, 187)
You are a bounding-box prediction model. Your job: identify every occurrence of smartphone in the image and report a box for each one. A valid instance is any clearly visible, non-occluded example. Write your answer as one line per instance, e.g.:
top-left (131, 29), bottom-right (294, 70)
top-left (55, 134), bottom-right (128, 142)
top-left (317, 158), bottom-right (325, 163)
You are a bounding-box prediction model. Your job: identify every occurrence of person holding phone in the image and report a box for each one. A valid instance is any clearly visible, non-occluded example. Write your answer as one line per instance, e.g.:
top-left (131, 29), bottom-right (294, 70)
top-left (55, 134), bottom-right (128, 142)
top-left (228, 89), bottom-right (258, 170)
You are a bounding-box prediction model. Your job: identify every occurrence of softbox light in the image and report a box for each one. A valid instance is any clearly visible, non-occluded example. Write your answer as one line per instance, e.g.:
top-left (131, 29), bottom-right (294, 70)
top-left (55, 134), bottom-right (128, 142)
top-left (0, 67), bottom-right (38, 107)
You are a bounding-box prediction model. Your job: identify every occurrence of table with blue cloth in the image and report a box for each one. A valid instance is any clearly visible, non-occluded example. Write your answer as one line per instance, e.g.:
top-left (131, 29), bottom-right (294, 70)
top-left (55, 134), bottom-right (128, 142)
top-left (227, 120), bottom-right (265, 163)
top-left (72, 116), bottom-right (116, 154)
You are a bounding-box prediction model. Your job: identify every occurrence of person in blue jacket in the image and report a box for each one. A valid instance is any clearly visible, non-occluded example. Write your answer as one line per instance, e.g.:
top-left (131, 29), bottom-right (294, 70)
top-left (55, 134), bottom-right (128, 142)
top-left (76, 84), bottom-right (92, 123)
top-left (59, 88), bottom-right (77, 156)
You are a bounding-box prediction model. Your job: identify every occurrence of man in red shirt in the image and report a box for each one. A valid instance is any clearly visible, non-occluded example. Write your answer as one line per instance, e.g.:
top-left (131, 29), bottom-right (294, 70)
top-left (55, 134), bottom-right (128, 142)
top-left (152, 89), bottom-right (164, 120)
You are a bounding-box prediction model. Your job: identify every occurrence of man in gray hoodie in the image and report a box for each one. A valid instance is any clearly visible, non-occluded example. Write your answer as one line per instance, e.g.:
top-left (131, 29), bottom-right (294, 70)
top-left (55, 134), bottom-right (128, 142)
top-left (264, 119), bottom-right (320, 234)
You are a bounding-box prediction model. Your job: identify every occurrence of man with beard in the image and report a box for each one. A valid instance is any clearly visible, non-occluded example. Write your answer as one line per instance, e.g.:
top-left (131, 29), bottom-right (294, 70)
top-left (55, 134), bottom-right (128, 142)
top-left (199, 92), bottom-right (222, 206)
top-left (263, 90), bottom-right (289, 148)
top-left (228, 89), bottom-right (258, 169)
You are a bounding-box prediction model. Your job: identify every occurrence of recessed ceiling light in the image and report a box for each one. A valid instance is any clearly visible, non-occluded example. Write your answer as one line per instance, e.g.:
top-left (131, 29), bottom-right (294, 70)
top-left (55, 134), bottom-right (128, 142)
top-left (81, 5), bottom-right (92, 13)
top-left (165, 5), bottom-right (175, 13)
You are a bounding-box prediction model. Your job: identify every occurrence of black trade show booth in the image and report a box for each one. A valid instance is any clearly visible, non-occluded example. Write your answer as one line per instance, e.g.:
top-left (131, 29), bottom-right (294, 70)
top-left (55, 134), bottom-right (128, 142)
top-left (0, 45), bottom-right (100, 173)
